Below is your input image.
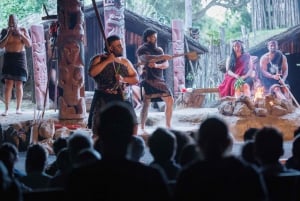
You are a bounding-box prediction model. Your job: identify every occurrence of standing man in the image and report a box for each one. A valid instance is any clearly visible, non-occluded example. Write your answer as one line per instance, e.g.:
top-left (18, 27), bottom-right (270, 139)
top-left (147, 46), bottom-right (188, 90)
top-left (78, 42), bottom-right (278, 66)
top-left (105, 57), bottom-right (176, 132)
top-left (87, 35), bottom-right (139, 134)
top-left (259, 40), bottom-right (289, 100)
top-left (136, 28), bottom-right (173, 131)
top-left (0, 14), bottom-right (32, 116)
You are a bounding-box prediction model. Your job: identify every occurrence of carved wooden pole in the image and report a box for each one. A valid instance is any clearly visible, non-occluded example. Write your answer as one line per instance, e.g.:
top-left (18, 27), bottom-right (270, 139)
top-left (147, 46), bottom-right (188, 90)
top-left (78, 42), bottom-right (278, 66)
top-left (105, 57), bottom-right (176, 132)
top-left (172, 19), bottom-right (185, 93)
top-left (57, 0), bottom-right (86, 120)
top-left (30, 25), bottom-right (49, 110)
top-left (103, 0), bottom-right (126, 56)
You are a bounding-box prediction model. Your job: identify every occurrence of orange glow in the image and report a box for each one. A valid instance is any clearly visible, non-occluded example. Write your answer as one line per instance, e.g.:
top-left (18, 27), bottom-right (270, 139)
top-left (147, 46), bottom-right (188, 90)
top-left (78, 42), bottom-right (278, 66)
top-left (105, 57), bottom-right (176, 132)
top-left (253, 87), bottom-right (264, 102)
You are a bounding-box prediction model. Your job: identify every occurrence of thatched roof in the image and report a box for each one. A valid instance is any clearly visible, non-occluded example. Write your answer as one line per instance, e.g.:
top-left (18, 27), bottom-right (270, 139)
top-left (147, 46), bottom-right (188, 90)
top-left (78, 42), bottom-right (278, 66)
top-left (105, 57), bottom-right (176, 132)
top-left (248, 25), bottom-right (300, 56)
top-left (84, 2), bottom-right (208, 54)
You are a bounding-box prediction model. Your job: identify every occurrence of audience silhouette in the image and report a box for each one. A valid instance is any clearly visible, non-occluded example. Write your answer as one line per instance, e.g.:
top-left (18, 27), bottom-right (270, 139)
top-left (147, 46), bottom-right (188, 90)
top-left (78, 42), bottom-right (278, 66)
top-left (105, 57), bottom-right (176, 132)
top-left (0, 142), bottom-right (31, 192)
top-left (286, 135), bottom-right (300, 171)
top-left (45, 137), bottom-right (68, 176)
top-left (65, 101), bottom-right (171, 201)
top-left (254, 126), bottom-right (300, 201)
top-left (0, 160), bottom-right (23, 201)
top-left (174, 117), bottom-right (267, 201)
top-left (148, 127), bottom-right (181, 182)
top-left (19, 144), bottom-right (52, 190)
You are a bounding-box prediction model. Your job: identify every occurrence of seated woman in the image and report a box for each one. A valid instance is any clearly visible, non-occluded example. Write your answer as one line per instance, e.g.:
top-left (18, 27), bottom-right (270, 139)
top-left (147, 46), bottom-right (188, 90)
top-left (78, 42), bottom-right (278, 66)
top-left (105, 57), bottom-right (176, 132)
top-left (218, 40), bottom-right (254, 98)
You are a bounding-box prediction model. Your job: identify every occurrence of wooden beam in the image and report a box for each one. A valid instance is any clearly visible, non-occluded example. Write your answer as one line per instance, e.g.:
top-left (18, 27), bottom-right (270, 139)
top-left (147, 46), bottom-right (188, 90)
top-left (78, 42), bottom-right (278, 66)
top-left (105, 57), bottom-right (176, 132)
top-left (193, 88), bottom-right (219, 94)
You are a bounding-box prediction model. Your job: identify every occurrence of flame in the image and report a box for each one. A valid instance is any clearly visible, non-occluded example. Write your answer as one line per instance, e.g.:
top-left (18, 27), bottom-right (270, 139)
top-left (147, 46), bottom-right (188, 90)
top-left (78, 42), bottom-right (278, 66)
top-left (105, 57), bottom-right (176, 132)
top-left (269, 101), bottom-right (274, 106)
top-left (253, 87), bottom-right (264, 102)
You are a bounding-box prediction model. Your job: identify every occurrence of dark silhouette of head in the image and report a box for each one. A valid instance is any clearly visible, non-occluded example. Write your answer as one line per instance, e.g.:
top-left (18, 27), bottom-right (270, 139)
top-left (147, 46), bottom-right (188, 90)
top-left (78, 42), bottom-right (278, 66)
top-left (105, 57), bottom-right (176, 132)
top-left (241, 140), bottom-right (259, 166)
top-left (169, 129), bottom-right (194, 163)
top-left (197, 117), bottom-right (232, 160)
top-left (97, 101), bottom-right (136, 158)
top-left (254, 127), bottom-right (284, 165)
top-left (0, 143), bottom-right (19, 177)
top-left (148, 127), bottom-right (177, 162)
top-left (25, 144), bottom-right (48, 173)
top-left (243, 127), bottom-right (259, 141)
top-left (67, 131), bottom-right (93, 165)
top-left (127, 135), bottom-right (145, 162)
top-left (52, 137), bottom-right (68, 156)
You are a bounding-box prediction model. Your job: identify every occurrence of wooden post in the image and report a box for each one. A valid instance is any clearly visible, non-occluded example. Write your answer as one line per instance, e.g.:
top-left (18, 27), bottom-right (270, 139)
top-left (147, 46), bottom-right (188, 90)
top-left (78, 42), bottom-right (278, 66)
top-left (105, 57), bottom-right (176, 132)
top-left (57, 0), bottom-right (86, 120)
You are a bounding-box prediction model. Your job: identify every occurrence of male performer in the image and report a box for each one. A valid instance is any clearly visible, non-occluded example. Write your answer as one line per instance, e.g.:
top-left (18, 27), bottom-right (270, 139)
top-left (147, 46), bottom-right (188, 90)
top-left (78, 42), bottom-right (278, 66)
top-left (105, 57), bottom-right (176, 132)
top-left (259, 40), bottom-right (289, 100)
top-left (136, 28), bottom-right (173, 131)
top-left (0, 14), bottom-right (32, 116)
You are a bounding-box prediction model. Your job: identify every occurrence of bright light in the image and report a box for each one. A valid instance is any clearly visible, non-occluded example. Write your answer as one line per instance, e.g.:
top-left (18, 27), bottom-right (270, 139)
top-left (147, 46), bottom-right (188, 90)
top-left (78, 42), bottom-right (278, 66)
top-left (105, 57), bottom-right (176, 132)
top-left (206, 6), bottom-right (226, 22)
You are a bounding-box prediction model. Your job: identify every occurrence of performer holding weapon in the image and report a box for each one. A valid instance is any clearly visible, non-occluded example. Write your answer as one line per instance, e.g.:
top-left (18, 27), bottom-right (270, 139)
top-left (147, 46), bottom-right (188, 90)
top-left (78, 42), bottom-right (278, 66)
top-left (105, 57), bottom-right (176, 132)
top-left (87, 1), bottom-right (139, 135)
top-left (259, 40), bottom-right (299, 107)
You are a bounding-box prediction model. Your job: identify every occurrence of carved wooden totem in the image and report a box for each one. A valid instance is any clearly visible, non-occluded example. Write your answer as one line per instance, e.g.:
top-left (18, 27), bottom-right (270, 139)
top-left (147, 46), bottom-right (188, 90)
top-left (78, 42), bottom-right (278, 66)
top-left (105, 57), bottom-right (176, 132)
top-left (172, 19), bottom-right (185, 93)
top-left (57, 0), bottom-right (86, 120)
top-left (30, 25), bottom-right (49, 110)
top-left (104, 0), bottom-right (126, 56)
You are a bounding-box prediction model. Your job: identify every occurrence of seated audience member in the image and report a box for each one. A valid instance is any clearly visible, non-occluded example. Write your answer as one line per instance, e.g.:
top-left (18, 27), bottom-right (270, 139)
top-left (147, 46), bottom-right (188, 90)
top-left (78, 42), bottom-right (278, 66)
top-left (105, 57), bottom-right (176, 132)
top-left (148, 127), bottom-right (181, 182)
top-left (48, 148), bottom-right (72, 188)
top-left (67, 131), bottom-right (95, 168)
top-left (19, 144), bottom-right (52, 189)
top-left (65, 101), bottom-right (171, 201)
top-left (45, 137), bottom-right (68, 176)
top-left (75, 148), bottom-right (101, 167)
top-left (0, 142), bottom-right (31, 192)
top-left (254, 127), bottom-right (298, 175)
top-left (127, 135), bottom-right (146, 162)
top-left (0, 161), bottom-right (23, 201)
top-left (285, 135), bottom-right (300, 171)
top-left (254, 127), bottom-right (300, 201)
top-left (169, 129), bottom-right (195, 164)
top-left (178, 143), bottom-right (200, 168)
top-left (240, 140), bottom-right (260, 167)
top-left (174, 117), bottom-right (267, 201)
top-left (243, 127), bottom-right (259, 141)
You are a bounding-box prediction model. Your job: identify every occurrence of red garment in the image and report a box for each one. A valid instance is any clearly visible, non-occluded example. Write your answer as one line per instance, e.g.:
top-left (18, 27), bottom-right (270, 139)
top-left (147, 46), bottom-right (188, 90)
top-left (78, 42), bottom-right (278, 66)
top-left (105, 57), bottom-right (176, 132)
top-left (218, 53), bottom-right (250, 97)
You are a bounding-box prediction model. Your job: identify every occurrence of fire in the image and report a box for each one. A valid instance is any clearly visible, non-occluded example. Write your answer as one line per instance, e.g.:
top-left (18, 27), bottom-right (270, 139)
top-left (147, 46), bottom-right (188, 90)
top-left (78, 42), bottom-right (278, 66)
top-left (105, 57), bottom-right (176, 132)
top-left (253, 86), bottom-right (264, 102)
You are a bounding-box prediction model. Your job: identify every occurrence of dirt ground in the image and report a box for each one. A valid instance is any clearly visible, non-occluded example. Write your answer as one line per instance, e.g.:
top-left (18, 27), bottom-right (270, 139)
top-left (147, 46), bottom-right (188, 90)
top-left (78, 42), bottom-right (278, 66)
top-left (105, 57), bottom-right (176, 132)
top-left (0, 98), bottom-right (294, 160)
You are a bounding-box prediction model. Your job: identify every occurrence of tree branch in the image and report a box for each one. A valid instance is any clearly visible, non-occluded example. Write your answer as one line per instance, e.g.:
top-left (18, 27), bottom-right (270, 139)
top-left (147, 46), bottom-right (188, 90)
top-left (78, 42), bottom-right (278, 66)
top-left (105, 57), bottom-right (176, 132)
top-left (192, 0), bottom-right (250, 22)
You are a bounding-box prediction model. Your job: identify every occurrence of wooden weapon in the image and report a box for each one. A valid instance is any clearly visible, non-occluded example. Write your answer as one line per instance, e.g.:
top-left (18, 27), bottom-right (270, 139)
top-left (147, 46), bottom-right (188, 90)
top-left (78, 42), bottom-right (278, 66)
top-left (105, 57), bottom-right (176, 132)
top-left (136, 51), bottom-right (199, 66)
top-left (91, 0), bottom-right (110, 53)
top-left (279, 77), bottom-right (300, 107)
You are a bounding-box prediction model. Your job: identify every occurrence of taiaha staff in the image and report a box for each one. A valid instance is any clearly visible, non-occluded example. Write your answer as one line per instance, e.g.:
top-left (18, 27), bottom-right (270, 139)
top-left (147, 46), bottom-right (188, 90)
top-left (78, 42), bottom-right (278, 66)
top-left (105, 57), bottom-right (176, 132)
top-left (275, 68), bottom-right (299, 107)
top-left (92, 0), bottom-right (121, 76)
top-left (91, 0), bottom-right (110, 54)
top-left (279, 77), bottom-right (300, 107)
top-left (136, 51), bottom-right (199, 66)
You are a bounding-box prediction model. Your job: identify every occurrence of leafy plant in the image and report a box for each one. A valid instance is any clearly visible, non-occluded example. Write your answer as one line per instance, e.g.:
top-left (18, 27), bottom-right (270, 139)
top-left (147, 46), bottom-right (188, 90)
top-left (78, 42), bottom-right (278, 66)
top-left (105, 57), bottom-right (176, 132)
top-left (234, 77), bottom-right (245, 89)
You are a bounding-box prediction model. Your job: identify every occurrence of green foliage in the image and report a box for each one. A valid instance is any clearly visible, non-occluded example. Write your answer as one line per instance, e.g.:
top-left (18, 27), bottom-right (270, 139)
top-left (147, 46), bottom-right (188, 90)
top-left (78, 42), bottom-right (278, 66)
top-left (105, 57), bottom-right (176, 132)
top-left (0, 0), bottom-right (56, 29)
top-left (221, 9), bottom-right (250, 41)
top-left (234, 77), bottom-right (245, 89)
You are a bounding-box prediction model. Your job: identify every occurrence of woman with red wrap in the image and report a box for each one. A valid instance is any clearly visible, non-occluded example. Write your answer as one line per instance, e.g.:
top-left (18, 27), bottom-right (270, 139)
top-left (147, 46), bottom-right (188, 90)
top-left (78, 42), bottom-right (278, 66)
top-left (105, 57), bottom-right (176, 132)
top-left (218, 40), bottom-right (254, 98)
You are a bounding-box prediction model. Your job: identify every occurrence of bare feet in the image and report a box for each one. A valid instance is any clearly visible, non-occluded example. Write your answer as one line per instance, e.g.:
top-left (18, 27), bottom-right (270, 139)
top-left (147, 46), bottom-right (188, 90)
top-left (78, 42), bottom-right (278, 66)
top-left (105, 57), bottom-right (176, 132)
top-left (16, 109), bottom-right (22, 114)
top-left (1, 111), bottom-right (8, 116)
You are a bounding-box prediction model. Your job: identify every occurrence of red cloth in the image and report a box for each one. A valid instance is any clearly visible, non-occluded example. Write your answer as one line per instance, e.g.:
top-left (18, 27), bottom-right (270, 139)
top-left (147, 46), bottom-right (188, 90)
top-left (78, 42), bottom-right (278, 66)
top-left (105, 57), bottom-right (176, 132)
top-left (218, 53), bottom-right (250, 97)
